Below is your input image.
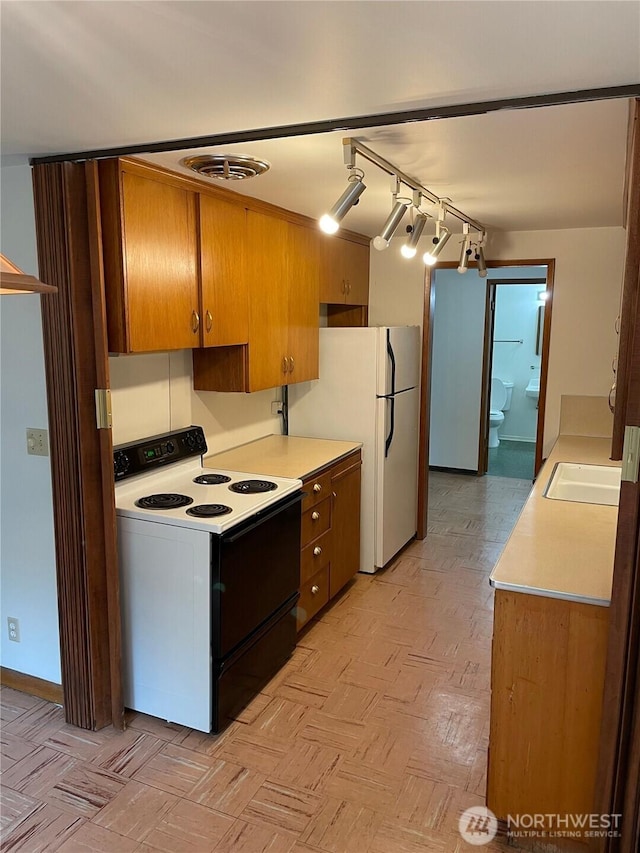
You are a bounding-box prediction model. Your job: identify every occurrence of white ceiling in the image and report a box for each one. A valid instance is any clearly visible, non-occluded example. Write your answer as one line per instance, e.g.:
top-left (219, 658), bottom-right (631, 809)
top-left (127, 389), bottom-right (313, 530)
top-left (1, 1), bottom-right (639, 234)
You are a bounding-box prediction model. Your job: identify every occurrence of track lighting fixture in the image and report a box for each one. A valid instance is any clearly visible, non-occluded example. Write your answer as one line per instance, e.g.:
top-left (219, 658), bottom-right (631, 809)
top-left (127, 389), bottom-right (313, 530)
top-left (423, 223), bottom-right (451, 266)
top-left (320, 138), bottom-right (486, 264)
top-left (373, 198), bottom-right (410, 251)
top-left (319, 170), bottom-right (366, 234)
top-left (401, 212), bottom-right (428, 259)
top-left (457, 224), bottom-right (472, 274)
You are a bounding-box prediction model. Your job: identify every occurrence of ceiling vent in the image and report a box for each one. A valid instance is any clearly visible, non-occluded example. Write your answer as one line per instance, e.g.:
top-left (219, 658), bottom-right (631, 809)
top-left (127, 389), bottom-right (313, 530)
top-left (181, 154), bottom-right (270, 181)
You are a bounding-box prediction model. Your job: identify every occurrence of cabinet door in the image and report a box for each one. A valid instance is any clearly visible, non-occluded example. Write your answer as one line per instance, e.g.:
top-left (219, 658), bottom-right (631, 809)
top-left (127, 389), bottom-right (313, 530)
top-left (246, 211), bottom-right (289, 391)
top-left (330, 457), bottom-right (362, 597)
top-left (199, 195), bottom-right (248, 347)
top-left (122, 172), bottom-right (199, 352)
top-left (319, 237), bottom-right (348, 303)
top-left (342, 240), bottom-right (370, 305)
top-left (286, 222), bottom-right (319, 383)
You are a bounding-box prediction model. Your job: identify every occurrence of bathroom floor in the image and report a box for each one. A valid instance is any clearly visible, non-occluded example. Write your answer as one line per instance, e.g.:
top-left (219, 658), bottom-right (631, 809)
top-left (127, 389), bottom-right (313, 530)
top-left (487, 440), bottom-right (535, 480)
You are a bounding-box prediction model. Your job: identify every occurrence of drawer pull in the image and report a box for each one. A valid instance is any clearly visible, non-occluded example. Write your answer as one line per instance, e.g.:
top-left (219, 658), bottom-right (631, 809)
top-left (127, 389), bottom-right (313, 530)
top-left (311, 584), bottom-right (320, 595)
top-left (313, 483), bottom-right (322, 493)
top-left (313, 546), bottom-right (322, 557)
top-left (311, 511), bottom-right (320, 521)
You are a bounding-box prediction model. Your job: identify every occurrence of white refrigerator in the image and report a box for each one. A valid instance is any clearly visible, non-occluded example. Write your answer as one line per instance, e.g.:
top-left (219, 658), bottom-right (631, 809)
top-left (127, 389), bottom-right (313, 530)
top-left (288, 325), bottom-right (421, 573)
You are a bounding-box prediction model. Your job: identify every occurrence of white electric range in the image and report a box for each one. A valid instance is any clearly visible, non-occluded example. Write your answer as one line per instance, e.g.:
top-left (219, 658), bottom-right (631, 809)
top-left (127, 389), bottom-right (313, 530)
top-left (114, 426), bottom-right (303, 733)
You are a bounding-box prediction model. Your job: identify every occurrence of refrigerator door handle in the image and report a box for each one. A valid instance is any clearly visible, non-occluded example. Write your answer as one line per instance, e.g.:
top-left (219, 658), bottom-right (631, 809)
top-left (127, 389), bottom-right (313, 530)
top-left (385, 396), bottom-right (395, 458)
top-left (386, 328), bottom-right (396, 396)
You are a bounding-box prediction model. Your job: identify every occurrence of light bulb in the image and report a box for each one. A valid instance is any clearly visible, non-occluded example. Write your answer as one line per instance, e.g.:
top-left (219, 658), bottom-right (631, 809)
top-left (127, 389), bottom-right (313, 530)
top-left (373, 235), bottom-right (390, 251)
top-left (319, 214), bottom-right (339, 235)
top-left (400, 213), bottom-right (427, 260)
top-left (422, 228), bottom-right (451, 266)
top-left (401, 244), bottom-right (417, 259)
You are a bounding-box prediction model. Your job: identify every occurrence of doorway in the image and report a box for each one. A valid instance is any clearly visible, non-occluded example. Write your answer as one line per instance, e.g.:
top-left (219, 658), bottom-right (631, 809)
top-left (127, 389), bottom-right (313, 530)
top-left (479, 271), bottom-right (551, 480)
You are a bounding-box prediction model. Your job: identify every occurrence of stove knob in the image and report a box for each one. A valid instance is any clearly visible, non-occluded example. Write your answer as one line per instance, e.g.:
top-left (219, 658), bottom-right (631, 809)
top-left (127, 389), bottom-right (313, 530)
top-left (114, 452), bottom-right (130, 476)
top-left (166, 441), bottom-right (175, 454)
top-left (185, 433), bottom-right (196, 449)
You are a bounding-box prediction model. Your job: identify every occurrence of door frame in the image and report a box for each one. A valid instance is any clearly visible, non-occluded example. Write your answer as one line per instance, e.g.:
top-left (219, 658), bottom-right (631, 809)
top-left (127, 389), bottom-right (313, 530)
top-left (478, 274), bottom-right (551, 477)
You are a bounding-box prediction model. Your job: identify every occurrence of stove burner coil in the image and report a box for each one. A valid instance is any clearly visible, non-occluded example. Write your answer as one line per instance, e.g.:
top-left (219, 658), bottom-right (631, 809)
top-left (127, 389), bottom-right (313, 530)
top-left (229, 479), bottom-right (278, 494)
top-left (193, 473), bottom-right (232, 485)
top-left (186, 504), bottom-right (233, 518)
top-left (135, 493), bottom-right (194, 510)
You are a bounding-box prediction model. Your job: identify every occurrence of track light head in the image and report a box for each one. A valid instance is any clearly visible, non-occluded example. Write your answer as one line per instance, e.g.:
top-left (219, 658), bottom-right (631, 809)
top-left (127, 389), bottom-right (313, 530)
top-left (319, 174), bottom-right (366, 234)
top-left (457, 226), bottom-right (472, 274)
top-left (373, 200), bottom-right (409, 251)
top-left (475, 246), bottom-right (487, 277)
top-left (400, 213), bottom-right (428, 259)
top-left (423, 227), bottom-right (451, 266)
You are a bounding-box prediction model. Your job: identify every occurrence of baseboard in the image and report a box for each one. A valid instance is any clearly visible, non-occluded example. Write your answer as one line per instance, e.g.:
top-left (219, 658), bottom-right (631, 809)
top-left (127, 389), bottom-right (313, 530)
top-left (1, 666), bottom-right (63, 705)
top-left (429, 465), bottom-right (478, 475)
top-left (498, 435), bottom-right (536, 443)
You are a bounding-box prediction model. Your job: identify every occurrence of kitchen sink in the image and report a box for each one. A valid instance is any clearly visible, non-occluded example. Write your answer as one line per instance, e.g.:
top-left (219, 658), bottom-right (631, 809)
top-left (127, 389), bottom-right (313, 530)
top-left (544, 462), bottom-right (621, 506)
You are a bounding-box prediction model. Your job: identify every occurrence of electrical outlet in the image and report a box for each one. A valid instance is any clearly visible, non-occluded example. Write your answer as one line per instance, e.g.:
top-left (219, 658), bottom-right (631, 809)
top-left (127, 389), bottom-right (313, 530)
top-left (26, 428), bottom-right (49, 457)
top-left (7, 617), bottom-right (20, 643)
top-left (271, 401), bottom-right (283, 416)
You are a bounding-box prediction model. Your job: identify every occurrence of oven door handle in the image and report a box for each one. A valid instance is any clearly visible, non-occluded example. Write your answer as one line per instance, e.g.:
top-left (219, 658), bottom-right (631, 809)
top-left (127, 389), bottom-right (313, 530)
top-left (222, 492), bottom-right (303, 543)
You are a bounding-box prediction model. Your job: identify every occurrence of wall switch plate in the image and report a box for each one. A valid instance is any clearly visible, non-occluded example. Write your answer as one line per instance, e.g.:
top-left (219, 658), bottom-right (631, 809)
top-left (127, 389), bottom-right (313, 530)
top-left (26, 428), bottom-right (49, 456)
top-left (271, 401), bottom-right (283, 416)
top-left (7, 617), bottom-right (20, 642)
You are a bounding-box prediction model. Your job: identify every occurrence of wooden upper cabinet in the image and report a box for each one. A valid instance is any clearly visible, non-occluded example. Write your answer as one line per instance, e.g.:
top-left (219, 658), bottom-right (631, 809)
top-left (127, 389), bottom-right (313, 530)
top-left (286, 222), bottom-right (320, 384)
top-left (319, 235), bottom-right (370, 305)
top-left (199, 194), bottom-right (248, 347)
top-left (99, 161), bottom-right (200, 353)
top-left (245, 210), bottom-right (290, 391)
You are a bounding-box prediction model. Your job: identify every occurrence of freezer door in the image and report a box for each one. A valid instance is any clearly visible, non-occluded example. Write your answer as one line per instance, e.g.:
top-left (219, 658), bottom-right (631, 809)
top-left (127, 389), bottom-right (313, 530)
top-left (376, 326), bottom-right (421, 396)
top-left (375, 387), bottom-right (419, 568)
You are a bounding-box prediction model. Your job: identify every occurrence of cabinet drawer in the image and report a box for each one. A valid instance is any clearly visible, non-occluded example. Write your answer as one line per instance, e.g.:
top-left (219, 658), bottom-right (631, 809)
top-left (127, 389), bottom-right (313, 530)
top-left (300, 530), bottom-right (331, 586)
top-left (301, 498), bottom-right (331, 546)
top-left (297, 566), bottom-right (329, 630)
top-left (302, 470), bottom-right (332, 511)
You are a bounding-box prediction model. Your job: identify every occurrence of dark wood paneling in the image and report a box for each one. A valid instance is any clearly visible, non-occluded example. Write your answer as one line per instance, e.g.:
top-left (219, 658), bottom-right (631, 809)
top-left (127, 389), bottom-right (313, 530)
top-left (32, 162), bottom-right (118, 730)
top-left (1, 667), bottom-right (64, 705)
top-left (612, 101), bottom-right (640, 460)
top-left (416, 267), bottom-right (433, 540)
top-left (326, 304), bottom-right (368, 327)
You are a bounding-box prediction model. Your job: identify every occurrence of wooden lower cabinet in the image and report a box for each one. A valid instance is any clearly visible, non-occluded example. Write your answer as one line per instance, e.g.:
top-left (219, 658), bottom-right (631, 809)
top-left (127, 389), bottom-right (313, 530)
top-left (487, 590), bottom-right (609, 839)
top-left (296, 450), bottom-right (361, 630)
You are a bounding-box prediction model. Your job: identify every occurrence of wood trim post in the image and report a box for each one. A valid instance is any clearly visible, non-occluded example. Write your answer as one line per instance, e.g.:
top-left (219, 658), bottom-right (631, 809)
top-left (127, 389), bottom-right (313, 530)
top-left (612, 100), bottom-right (640, 460)
top-left (32, 162), bottom-right (122, 730)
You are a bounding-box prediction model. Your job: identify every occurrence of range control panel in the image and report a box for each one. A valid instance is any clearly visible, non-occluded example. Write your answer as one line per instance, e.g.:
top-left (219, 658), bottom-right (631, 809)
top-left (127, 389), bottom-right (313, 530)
top-left (113, 426), bottom-right (207, 481)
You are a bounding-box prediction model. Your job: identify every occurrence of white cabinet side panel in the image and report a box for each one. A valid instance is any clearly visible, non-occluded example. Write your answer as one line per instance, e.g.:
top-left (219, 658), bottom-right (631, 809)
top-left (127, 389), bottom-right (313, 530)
top-left (118, 518), bottom-right (211, 732)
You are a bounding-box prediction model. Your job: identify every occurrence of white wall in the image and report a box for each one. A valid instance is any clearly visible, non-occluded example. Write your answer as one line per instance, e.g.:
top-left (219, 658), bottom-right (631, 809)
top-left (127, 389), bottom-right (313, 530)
top-left (492, 283), bottom-right (543, 442)
top-left (483, 228), bottom-right (623, 456)
top-left (0, 164), bottom-right (61, 682)
top-left (429, 269), bottom-right (486, 470)
top-left (110, 350), bottom-right (283, 455)
top-left (371, 227), bottom-right (624, 461)
top-left (368, 243), bottom-right (427, 330)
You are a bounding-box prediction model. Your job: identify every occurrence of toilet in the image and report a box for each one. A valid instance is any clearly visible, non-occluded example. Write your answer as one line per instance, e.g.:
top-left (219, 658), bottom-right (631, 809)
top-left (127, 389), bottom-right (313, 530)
top-left (489, 378), bottom-right (513, 448)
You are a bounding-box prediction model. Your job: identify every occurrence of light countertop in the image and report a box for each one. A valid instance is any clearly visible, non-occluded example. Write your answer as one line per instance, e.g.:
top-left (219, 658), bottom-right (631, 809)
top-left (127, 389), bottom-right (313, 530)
top-left (204, 434), bottom-right (362, 480)
top-left (489, 435), bottom-right (620, 606)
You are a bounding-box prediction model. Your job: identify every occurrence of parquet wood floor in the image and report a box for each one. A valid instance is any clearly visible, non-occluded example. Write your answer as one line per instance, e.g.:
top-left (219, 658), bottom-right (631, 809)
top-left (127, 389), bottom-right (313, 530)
top-left (1, 472), bottom-right (533, 852)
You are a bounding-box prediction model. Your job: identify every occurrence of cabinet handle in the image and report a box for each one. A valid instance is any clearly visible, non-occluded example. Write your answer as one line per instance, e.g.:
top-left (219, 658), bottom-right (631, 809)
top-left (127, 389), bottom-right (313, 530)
top-left (205, 310), bottom-right (213, 333)
top-left (289, 356), bottom-right (294, 373)
top-left (191, 310), bottom-right (200, 333)
top-left (313, 483), bottom-right (322, 493)
top-left (311, 511), bottom-right (320, 521)
top-left (311, 584), bottom-right (320, 595)
top-left (282, 356), bottom-right (289, 374)
top-left (313, 546), bottom-right (322, 556)
top-left (332, 491), bottom-right (337, 499)
top-left (346, 280), bottom-right (351, 295)
top-left (342, 280), bottom-right (347, 295)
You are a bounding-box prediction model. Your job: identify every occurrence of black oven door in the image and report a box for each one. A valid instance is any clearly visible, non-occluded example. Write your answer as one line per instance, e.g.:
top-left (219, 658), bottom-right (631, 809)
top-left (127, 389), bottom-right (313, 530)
top-left (211, 491), bottom-right (302, 658)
